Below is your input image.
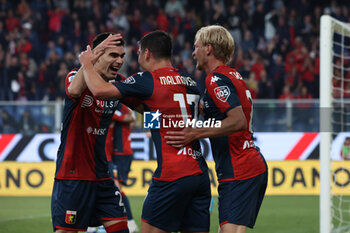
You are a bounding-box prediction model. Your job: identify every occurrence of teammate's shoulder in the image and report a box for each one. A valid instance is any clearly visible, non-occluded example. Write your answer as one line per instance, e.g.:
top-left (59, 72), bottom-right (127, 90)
top-left (115, 73), bottom-right (127, 82)
top-left (122, 71), bottom-right (153, 84)
top-left (209, 67), bottom-right (243, 84)
top-left (131, 71), bottom-right (153, 79)
top-left (206, 72), bottom-right (228, 86)
top-left (225, 67), bottom-right (244, 81)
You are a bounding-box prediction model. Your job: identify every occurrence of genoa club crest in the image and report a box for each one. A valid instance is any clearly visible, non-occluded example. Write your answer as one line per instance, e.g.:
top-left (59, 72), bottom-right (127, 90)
top-left (65, 210), bottom-right (77, 224)
top-left (214, 86), bottom-right (231, 103)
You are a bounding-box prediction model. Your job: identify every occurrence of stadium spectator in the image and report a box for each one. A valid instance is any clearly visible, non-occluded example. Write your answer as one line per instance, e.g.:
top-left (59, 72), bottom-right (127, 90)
top-left (156, 8), bottom-right (169, 32)
top-left (275, 16), bottom-right (290, 44)
top-left (241, 30), bottom-right (255, 54)
top-left (19, 109), bottom-right (37, 135)
top-left (0, 109), bottom-right (18, 133)
top-left (238, 58), bottom-right (251, 80)
top-left (80, 30), bottom-right (211, 233)
top-left (128, 8), bottom-right (142, 44)
top-left (251, 52), bottom-right (265, 81)
top-left (258, 69), bottom-right (274, 98)
top-left (246, 71), bottom-right (259, 99)
top-left (251, 2), bottom-right (265, 43)
top-left (107, 8), bottom-right (129, 37)
top-left (19, 52), bottom-right (37, 82)
top-left (297, 85), bottom-right (313, 100)
top-left (165, 25), bottom-right (268, 233)
top-left (15, 71), bottom-right (27, 101)
top-left (140, 0), bottom-right (158, 19)
top-left (0, 21), bottom-right (6, 48)
top-left (47, 5), bottom-right (66, 39)
top-left (264, 9), bottom-right (277, 41)
top-left (5, 9), bottom-right (20, 32)
top-left (227, 4), bottom-right (242, 45)
top-left (1, 0), bottom-right (349, 102)
top-left (268, 54), bottom-right (285, 98)
top-left (181, 9), bottom-right (197, 44)
top-left (5, 54), bottom-right (21, 100)
top-left (46, 40), bottom-right (63, 59)
top-left (165, 0), bottom-right (184, 18)
top-left (212, 2), bottom-right (226, 27)
top-left (279, 84), bottom-right (294, 100)
top-left (200, 0), bottom-right (213, 26)
top-left (51, 33), bottom-right (129, 233)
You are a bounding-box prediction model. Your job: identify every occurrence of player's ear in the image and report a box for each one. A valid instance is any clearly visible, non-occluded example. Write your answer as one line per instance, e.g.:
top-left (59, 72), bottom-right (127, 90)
top-left (144, 48), bottom-right (151, 60)
top-left (206, 44), bottom-right (213, 56)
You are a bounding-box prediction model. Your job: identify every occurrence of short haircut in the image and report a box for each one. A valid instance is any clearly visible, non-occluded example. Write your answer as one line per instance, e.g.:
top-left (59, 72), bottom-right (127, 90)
top-left (194, 25), bottom-right (235, 64)
top-left (92, 32), bottom-right (125, 49)
top-left (138, 30), bottom-right (172, 60)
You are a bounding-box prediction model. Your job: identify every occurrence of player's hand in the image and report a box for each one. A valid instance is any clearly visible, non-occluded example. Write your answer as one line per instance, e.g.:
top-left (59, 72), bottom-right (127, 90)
top-left (165, 128), bottom-right (196, 148)
top-left (92, 33), bottom-right (123, 64)
top-left (79, 45), bottom-right (98, 67)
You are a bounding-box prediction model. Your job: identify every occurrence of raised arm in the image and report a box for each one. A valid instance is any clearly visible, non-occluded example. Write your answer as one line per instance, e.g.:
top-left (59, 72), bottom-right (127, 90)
top-left (79, 45), bottom-right (123, 99)
top-left (68, 34), bottom-right (123, 98)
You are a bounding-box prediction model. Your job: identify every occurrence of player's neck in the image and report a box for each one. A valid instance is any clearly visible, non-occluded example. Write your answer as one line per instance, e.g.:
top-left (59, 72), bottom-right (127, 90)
top-left (204, 58), bottom-right (225, 74)
top-left (148, 59), bottom-right (173, 72)
top-left (100, 73), bottom-right (110, 82)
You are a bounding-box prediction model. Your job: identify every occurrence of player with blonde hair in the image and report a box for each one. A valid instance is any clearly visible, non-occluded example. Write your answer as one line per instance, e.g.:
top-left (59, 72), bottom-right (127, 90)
top-left (166, 25), bottom-right (268, 233)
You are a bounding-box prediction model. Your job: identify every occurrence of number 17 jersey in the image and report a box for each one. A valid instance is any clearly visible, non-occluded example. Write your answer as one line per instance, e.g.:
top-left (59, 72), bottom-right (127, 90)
top-left (113, 68), bottom-right (208, 182)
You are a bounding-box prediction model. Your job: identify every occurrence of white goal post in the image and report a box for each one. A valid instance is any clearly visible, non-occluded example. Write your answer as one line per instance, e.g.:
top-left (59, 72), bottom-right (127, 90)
top-left (320, 15), bottom-right (350, 233)
top-left (320, 14), bottom-right (332, 233)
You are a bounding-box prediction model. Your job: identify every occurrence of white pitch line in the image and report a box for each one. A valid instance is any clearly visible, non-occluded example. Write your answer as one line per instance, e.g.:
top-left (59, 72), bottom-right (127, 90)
top-left (0, 214), bottom-right (50, 223)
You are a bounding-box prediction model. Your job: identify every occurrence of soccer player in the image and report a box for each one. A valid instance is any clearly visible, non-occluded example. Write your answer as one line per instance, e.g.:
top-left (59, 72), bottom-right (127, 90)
top-left (165, 25), bottom-right (268, 233)
top-left (51, 33), bottom-right (129, 233)
top-left (105, 105), bottom-right (139, 233)
top-left (79, 30), bottom-right (211, 233)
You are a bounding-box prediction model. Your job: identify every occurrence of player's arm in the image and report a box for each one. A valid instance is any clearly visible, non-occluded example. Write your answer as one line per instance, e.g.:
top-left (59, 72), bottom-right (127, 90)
top-left (165, 106), bottom-right (246, 148)
top-left (113, 107), bottom-right (136, 123)
top-left (68, 34), bottom-right (123, 98)
top-left (123, 109), bottom-right (136, 123)
top-left (115, 111), bottom-right (136, 123)
top-left (79, 45), bottom-right (123, 99)
top-left (67, 68), bottom-right (86, 98)
top-left (166, 72), bottom-right (247, 147)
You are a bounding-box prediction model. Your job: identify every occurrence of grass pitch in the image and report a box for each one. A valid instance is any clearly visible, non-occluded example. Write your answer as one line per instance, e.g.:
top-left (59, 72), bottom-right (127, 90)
top-left (0, 195), bottom-right (319, 233)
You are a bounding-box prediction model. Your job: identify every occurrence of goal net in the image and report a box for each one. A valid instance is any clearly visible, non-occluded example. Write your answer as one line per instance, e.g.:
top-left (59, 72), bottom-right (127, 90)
top-left (320, 15), bottom-right (350, 233)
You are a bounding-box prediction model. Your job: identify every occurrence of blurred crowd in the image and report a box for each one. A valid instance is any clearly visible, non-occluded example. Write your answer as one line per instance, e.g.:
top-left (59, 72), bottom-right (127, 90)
top-left (0, 0), bottom-right (349, 102)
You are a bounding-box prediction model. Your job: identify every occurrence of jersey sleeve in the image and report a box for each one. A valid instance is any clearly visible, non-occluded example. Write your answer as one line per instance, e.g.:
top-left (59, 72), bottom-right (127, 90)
top-left (65, 68), bottom-right (79, 99)
top-left (113, 71), bottom-right (154, 100)
top-left (206, 72), bottom-right (241, 114)
top-left (112, 104), bottom-right (130, 122)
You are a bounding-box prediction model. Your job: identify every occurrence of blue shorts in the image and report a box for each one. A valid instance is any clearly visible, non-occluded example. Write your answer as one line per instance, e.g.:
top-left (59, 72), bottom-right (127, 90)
top-left (51, 179), bottom-right (127, 231)
top-left (111, 154), bottom-right (132, 185)
top-left (142, 173), bottom-right (211, 232)
top-left (218, 171), bottom-right (268, 228)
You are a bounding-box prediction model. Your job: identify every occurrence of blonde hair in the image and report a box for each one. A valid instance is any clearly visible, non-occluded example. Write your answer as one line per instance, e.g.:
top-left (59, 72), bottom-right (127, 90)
top-left (195, 25), bottom-right (235, 64)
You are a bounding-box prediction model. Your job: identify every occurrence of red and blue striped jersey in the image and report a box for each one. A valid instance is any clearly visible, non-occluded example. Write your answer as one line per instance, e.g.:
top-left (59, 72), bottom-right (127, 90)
top-left (203, 65), bottom-right (267, 182)
top-left (113, 67), bottom-right (208, 181)
top-left (55, 69), bottom-right (122, 180)
top-left (111, 104), bottom-right (133, 155)
top-left (105, 104), bottom-right (133, 162)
